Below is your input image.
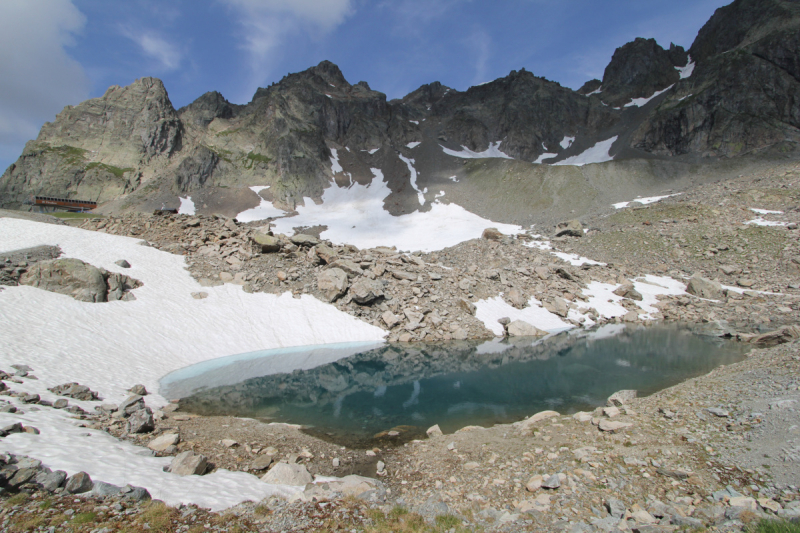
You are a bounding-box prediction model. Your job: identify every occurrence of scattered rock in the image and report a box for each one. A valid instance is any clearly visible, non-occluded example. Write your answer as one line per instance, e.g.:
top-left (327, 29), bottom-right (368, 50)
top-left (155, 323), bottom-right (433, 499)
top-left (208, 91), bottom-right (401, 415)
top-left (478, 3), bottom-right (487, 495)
top-left (506, 320), bottom-right (548, 337)
top-left (169, 451), bottom-right (208, 476)
top-left (65, 472), bottom-right (93, 494)
top-left (261, 462), bottom-right (313, 486)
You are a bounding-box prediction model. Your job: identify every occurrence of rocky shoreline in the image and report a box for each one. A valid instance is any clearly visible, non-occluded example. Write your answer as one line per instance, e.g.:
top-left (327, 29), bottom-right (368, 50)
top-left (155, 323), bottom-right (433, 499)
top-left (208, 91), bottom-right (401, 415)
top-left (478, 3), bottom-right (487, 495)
top-left (0, 337), bottom-right (798, 532)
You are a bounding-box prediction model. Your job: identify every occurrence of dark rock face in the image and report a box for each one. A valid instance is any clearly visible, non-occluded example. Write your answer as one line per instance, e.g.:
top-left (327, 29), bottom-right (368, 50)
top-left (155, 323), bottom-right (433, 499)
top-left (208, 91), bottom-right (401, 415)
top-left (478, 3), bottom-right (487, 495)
top-left (178, 91), bottom-right (237, 127)
top-left (632, 0), bottom-right (800, 157)
top-left (174, 146), bottom-right (219, 193)
top-left (577, 79), bottom-right (602, 95)
top-left (600, 38), bottom-right (685, 107)
top-left (688, 0), bottom-right (797, 64)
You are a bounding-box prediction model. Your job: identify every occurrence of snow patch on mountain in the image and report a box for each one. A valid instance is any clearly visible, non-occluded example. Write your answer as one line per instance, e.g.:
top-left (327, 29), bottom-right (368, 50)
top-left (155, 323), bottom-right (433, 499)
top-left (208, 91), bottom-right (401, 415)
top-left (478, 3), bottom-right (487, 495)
top-left (178, 197), bottom-right (195, 215)
top-left (236, 186), bottom-right (286, 222)
top-left (398, 154), bottom-right (425, 206)
top-left (440, 141), bottom-right (513, 160)
top-left (677, 57), bottom-right (695, 79)
top-left (330, 148), bottom-right (343, 173)
top-left (269, 169), bottom-right (522, 252)
top-left (624, 85), bottom-right (674, 107)
top-left (553, 136), bottom-right (617, 166)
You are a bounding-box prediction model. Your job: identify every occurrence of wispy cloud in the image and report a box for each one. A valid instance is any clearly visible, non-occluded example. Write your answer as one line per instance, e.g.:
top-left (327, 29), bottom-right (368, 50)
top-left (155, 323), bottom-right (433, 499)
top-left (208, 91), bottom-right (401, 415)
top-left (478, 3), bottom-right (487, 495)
top-left (221, 0), bottom-right (354, 101)
top-left (121, 28), bottom-right (184, 71)
top-left (0, 0), bottom-right (89, 170)
top-left (465, 28), bottom-right (492, 86)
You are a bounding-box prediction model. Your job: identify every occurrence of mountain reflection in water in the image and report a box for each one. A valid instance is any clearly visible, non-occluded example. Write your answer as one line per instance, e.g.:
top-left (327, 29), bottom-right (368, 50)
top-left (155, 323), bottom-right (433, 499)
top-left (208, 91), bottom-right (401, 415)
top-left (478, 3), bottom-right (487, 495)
top-left (161, 324), bottom-right (749, 447)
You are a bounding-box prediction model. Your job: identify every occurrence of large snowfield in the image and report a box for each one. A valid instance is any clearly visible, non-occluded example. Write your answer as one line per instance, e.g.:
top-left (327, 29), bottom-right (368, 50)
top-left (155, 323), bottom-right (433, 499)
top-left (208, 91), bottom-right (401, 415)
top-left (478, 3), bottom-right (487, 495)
top-left (0, 211), bottom-right (693, 511)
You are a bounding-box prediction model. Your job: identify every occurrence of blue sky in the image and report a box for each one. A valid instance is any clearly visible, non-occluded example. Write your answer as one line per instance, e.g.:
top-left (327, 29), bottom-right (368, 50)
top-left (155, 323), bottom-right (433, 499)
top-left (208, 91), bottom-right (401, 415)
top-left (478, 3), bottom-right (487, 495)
top-left (0, 0), bottom-right (729, 173)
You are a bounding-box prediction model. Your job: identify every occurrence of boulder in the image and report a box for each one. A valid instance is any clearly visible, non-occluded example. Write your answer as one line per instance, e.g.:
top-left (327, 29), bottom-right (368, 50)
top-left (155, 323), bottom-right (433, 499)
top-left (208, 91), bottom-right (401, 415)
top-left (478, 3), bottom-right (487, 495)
top-left (19, 258), bottom-right (108, 302)
top-left (317, 268), bottom-right (349, 302)
top-left (556, 220), bottom-right (583, 237)
top-left (261, 462), bottom-right (313, 486)
top-left (129, 384), bottom-right (148, 396)
top-left (506, 288), bottom-right (528, 309)
top-left (607, 390), bottom-right (637, 407)
top-left (35, 469), bottom-right (67, 492)
top-left (513, 410), bottom-right (560, 435)
top-left (169, 451), bottom-right (208, 476)
top-left (598, 420), bottom-right (633, 432)
top-left (506, 320), bottom-right (548, 337)
top-left (118, 394), bottom-right (145, 416)
top-left (329, 259), bottom-right (363, 277)
top-left (349, 278), bottom-right (384, 305)
top-left (613, 283), bottom-right (643, 301)
top-left (148, 433), bottom-right (180, 452)
top-left (298, 475), bottom-right (386, 502)
top-left (290, 234), bottom-right (320, 247)
top-left (482, 228), bottom-right (504, 241)
top-left (252, 232), bottom-right (281, 253)
top-left (48, 382), bottom-right (101, 401)
top-left (127, 408), bottom-right (154, 433)
top-left (685, 274), bottom-right (723, 300)
top-left (426, 424), bottom-right (443, 437)
top-left (250, 455), bottom-right (274, 471)
top-left (314, 244), bottom-right (337, 264)
top-left (115, 259), bottom-right (131, 268)
top-left (65, 472), bottom-right (93, 494)
top-left (382, 311), bottom-right (401, 328)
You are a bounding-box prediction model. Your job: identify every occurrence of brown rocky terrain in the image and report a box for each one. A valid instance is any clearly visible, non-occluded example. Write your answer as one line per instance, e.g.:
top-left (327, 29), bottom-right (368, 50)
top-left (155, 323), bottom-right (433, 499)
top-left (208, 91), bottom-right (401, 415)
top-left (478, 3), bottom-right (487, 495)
top-left (1, 142), bottom-right (800, 532)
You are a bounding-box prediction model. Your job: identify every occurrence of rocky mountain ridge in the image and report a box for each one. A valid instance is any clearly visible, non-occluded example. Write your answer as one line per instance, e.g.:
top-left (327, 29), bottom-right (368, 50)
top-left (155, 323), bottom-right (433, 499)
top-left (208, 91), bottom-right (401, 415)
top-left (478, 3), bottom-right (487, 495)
top-left (0, 0), bottom-right (798, 226)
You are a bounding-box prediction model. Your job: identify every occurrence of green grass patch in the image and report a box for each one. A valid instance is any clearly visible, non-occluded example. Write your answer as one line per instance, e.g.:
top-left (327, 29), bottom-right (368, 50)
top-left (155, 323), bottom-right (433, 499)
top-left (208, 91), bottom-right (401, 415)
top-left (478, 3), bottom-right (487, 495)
top-left (72, 511), bottom-right (98, 525)
top-left (85, 162), bottom-right (134, 178)
top-left (4, 493), bottom-right (29, 506)
top-left (42, 144), bottom-right (88, 166)
top-left (750, 519), bottom-right (800, 533)
top-left (364, 506), bottom-right (476, 533)
top-left (204, 145), bottom-right (233, 163)
top-left (243, 151), bottom-right (272, 169)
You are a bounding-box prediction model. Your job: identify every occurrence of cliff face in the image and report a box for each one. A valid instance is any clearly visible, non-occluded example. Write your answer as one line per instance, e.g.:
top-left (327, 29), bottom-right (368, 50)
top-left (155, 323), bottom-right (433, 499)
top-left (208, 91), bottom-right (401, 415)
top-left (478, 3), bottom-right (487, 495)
top-left (631, 0), bottom-right (800, 157)
top-left (1, 0), bottom-right (798, 217)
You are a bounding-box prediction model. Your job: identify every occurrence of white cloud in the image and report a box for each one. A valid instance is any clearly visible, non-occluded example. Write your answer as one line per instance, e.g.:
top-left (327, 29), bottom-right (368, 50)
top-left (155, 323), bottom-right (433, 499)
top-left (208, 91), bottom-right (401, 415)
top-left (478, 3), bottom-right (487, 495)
top-left (225, 0), bottom-right (353, 31)
top-left (0, 0), bottom-right (89, 168)
top-left (466, 28), bottom-right (491, 86)
top-left (221, 0), bottom-right (354, 102)
top-left (122, 28), bottom-right (184, 71)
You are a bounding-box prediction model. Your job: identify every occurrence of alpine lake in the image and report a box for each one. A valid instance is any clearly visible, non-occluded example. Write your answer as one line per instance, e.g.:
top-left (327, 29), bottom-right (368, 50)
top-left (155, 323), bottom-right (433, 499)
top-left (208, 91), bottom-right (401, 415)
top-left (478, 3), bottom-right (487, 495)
top-left (159, 324), bottom-right (751, 448)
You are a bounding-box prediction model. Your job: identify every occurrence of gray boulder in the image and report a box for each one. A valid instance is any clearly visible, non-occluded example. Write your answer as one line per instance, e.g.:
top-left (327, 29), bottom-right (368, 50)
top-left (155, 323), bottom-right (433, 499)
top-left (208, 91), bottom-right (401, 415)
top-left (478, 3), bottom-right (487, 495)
top-left (65, 472), bottom-right (93, 494)
top-left (169, 451), bottom-right (208, 476)
top-left (120, 484), bottom-right (151, 502)
top-left (127, 408), bottom-right (154, 433)
top-left (48, 382), bottom-right (101, 401)
top-left (91, 481), bottom-right (122, 497)
top-left (317, 268), bottom-right (349, 302)
top-left (19, 258), bottom-right (108, 302)
top-left (556, 220), bottom-right (584, 237)
top-left (686, 275), bottom-right (723, 300)
top-left (482, 228), bottom-right (504, 241)
top-left (507, 320), bottom-right (548, 337)
top-left (117, 394), bottom-right (145, 416)
top-left (261, 462), bottom-right (313, 486)
top-left (349, 278), bottom-right (384, 305)
top-left (35, 469), bottom-right (67, 492)
top-left (290, 234), bottom-right (320, 247)
top-left (607, 390), bottom-right (637, 407)
top-left (252, 232), bottom-right (281, 253)
top-left (314, 244), bottom-right (338, 264)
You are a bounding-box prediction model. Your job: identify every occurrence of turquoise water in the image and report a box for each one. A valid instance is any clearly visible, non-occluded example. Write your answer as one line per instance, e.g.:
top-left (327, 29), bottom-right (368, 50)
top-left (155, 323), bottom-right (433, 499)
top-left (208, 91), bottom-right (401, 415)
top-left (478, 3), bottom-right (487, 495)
top-left (164, 324), bottom-right (749, 447)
